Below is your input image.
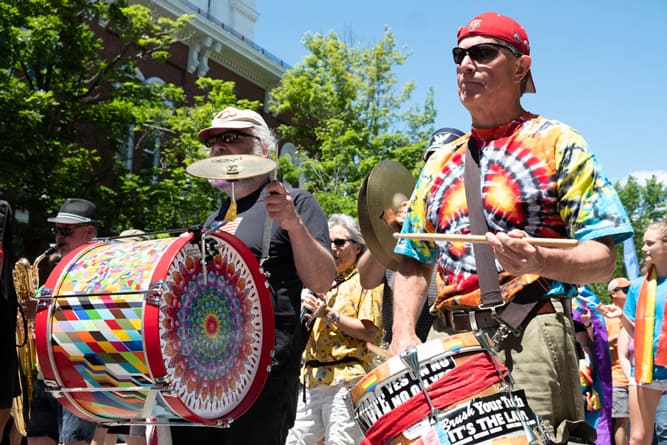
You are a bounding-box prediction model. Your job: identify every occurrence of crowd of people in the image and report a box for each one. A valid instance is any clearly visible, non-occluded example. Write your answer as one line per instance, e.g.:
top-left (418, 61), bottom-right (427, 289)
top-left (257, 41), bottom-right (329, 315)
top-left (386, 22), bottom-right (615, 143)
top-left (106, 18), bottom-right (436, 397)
top-left (1, 10), bottom-right (665, 445)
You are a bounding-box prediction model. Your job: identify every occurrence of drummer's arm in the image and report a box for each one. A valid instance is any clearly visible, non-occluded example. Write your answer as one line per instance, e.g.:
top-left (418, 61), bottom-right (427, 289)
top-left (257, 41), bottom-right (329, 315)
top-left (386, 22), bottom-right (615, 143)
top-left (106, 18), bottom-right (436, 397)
top-left (357, 249), bottom-right (385, 289)
top-left (289, 222), bottom-right (336, 294)
top-left (388, 256), bottom-right (433, 355)
top-left (264, 182), bottom-right (336, 293)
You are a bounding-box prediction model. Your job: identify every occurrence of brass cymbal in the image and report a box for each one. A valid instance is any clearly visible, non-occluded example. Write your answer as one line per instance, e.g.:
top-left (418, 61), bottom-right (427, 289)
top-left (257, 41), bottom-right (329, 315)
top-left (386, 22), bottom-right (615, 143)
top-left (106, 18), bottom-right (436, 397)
top-left (358, 160), bottom-right (416, 271)
top-left (186, 155), bottom-right (277, 180)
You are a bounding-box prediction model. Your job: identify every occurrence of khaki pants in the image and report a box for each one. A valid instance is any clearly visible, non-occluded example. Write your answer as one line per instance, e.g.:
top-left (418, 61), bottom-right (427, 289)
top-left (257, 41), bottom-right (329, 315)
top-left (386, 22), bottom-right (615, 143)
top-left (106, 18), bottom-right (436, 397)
top-left (430, 298), bottom-right (593, 444)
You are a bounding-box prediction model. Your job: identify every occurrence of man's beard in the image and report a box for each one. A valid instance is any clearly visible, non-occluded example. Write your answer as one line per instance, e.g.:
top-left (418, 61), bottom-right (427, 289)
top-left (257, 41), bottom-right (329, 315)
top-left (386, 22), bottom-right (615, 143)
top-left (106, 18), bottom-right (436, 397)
top-left (208, 176), bottom-right (266, 198)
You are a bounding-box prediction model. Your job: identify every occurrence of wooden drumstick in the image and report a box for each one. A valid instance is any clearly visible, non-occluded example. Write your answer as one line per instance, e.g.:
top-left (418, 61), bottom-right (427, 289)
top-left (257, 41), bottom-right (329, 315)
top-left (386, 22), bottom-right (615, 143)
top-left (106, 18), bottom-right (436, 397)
top-left (393, 233), bottom-right (578, 248)
top-left (366, 342), bottom-right (393, 360)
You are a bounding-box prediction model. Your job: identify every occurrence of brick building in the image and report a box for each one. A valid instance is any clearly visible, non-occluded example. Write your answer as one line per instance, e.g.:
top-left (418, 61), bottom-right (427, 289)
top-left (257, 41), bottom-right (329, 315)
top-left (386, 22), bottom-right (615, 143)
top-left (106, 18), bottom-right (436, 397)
top-left (121, 0), bottom-right (292, 171)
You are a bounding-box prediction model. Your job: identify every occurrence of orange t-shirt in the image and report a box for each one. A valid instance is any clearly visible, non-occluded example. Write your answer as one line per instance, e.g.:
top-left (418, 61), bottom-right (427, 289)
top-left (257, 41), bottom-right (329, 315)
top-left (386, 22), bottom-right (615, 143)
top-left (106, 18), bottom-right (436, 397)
top-left (606, 315), bottom-right (629, 386)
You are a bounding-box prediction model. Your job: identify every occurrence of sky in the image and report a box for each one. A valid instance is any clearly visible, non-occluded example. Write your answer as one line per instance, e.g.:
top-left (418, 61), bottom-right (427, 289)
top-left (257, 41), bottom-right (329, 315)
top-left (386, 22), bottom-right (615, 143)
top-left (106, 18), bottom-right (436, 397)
top-left (253, 0), bottom-right (667, 185)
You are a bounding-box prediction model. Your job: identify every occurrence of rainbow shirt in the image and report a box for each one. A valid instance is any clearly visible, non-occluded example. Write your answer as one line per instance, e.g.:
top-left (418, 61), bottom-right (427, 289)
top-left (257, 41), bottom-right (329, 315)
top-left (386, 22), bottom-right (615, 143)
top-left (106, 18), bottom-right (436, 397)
top-left (395, 112), bottom-right (633, 307)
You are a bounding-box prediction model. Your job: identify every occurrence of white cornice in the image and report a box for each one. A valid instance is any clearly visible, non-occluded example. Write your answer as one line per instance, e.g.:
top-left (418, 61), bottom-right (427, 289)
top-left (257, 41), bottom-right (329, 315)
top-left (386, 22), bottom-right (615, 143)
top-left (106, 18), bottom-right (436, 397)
top-left (231, 0), bottom-right (258, 23)
top-left (129, 0), bottom-right (288, 89)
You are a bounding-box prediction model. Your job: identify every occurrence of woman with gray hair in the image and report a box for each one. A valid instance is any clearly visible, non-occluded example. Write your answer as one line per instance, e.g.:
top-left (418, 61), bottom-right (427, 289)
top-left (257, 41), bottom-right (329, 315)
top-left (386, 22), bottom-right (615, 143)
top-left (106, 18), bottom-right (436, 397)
top-left (328, 213), bottom-right (366, 253)
top-left (288, 214), bottom-right (383, 445)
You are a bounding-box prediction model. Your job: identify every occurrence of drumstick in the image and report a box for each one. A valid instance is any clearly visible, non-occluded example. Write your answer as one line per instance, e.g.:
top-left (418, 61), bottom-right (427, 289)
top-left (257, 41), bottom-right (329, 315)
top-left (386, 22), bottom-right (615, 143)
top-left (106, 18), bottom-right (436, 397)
top-left (393, 233), bottom-right (578, 248)
top-left (366, 342), bottom-right (392, 360)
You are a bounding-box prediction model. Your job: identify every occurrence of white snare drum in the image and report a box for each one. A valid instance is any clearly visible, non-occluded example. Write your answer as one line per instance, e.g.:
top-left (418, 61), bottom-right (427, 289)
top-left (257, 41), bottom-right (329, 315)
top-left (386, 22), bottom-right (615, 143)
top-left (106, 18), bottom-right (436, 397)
top-left (350, 332), bottom-right (541, 445)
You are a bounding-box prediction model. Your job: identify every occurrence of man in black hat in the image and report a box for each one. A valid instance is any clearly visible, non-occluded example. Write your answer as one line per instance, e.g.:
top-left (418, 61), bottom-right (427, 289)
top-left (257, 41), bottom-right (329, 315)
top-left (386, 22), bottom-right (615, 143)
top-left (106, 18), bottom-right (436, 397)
top-left (46, 198), bottom-right (99, 258)
top-left (26, 198), bottom-right (99, 445)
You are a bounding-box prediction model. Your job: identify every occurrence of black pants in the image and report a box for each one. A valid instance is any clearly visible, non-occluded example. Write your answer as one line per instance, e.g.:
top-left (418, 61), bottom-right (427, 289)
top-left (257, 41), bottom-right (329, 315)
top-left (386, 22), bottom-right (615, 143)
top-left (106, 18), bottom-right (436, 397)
top-left (170, 373), bottom-right (299, 445)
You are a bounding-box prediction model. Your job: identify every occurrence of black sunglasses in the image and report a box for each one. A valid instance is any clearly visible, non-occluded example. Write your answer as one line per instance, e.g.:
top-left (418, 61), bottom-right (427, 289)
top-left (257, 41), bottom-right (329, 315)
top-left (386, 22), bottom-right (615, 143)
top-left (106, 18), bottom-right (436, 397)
top-left (50, 224), bottom-right (86, 237)
top-left (205, 131), bottom-right (260, 148)
top-left (331, 239), bottom-right (355, 247)
top-left (452, 42), bottom-right (521, 65)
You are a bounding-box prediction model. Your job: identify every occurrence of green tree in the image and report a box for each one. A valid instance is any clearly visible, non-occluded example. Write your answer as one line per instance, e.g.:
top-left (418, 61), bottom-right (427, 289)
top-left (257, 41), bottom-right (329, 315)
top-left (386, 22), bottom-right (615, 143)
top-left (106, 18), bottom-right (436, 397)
top-left (615, 175), bottom-right (667, 270)
top-left (590, 175), bottom-right (666, 302)
top-left (0, 0), bottom-right (210, 256)
top-left (268, 28), bottom-right (435, 216)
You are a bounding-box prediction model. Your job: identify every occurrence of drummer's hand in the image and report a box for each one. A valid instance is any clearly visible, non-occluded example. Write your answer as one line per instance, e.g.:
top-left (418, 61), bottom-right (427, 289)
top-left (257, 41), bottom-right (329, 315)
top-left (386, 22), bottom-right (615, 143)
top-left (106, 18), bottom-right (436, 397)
top-left (387, 331), bottom-right (422, 356)
top-left (264, 181), bottom-right (301, 231)
top-left (301, 291), bottom-right (325, 315)
top-left (20, 299), bottom-right (37, 321)
top-left (486, 229), bottom-right (544, 276)
top-left (395, 200), bottom-right (409, 226)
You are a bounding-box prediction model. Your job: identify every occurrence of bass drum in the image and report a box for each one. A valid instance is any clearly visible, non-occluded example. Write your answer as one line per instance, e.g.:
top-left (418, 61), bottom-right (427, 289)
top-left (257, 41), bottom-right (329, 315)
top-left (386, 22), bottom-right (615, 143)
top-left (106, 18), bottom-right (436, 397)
top-left (35, 231), bottom-right (274, 425)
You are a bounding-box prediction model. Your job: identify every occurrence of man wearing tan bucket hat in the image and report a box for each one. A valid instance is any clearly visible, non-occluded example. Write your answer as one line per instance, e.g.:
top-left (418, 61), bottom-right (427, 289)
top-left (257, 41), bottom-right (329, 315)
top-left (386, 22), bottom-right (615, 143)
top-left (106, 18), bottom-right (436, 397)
top-left (171, 107), bottom-right (335, 445)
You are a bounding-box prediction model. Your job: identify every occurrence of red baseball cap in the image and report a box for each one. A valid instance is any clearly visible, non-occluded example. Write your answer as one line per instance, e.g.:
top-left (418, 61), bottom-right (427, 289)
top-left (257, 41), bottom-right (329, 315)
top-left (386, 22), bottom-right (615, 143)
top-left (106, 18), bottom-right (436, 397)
top-left (457, 12), bottom-right (536, 93)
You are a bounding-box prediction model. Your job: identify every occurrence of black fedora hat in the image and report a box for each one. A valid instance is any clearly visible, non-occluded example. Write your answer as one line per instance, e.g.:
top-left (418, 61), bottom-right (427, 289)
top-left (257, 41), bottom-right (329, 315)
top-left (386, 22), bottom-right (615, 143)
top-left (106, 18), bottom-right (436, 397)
top-left (47, 198), bottom-right (98, 225)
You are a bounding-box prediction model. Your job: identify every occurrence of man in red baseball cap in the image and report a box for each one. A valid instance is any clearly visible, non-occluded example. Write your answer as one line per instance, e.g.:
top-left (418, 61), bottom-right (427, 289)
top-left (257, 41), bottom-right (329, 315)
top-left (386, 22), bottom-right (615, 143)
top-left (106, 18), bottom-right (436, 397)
top-left (456, 12), bottom-right (535, 94)
top-left (389, 11), bottom-right (632, 445)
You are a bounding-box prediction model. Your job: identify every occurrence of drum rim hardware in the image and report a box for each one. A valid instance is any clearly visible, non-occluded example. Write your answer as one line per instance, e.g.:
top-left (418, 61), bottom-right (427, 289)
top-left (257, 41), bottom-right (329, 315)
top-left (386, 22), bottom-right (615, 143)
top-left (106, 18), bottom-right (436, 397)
top-left (474, 330), bottom-right (541, 445)
top-left (398, 348), bottom-right (439, 424)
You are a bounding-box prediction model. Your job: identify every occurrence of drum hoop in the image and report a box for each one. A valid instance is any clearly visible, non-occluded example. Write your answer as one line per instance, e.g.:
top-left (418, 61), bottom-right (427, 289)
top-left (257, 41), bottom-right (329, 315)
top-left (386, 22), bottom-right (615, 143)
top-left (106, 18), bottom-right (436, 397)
top-left (142, 235), bottom-right (193, 381)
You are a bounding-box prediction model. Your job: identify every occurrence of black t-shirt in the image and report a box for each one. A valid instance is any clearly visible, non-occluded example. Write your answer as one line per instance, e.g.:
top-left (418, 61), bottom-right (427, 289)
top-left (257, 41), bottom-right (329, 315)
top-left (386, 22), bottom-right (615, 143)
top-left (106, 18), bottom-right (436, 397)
top-left (205, 182), bottom-right (330, 375)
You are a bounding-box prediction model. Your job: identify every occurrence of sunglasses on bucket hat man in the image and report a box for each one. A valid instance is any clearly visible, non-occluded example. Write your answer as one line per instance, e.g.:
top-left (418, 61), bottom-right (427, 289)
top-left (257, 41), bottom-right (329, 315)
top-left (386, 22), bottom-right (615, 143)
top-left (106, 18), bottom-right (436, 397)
top-left (204, 130), bottom-right (261, 148)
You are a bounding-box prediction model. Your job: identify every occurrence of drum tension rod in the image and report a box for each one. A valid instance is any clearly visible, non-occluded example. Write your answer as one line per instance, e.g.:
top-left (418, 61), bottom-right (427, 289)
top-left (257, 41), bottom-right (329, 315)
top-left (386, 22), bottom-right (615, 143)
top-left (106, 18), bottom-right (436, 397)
top-left (193, 222), bottom-right (224, 286)
top-left (398, 348), bottom-right (439, 424)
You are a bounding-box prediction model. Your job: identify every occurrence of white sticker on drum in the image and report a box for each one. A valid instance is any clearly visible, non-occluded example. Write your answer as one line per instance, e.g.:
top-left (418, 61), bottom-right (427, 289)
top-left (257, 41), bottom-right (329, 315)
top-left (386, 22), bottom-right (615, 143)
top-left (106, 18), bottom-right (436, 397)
top-left (404, 390), bottom-right (538, 445)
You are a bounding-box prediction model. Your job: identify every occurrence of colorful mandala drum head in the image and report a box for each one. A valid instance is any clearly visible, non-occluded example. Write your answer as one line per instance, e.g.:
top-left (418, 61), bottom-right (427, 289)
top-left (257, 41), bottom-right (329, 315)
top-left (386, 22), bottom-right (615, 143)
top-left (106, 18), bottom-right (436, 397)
top-left (35, 231), bottom-right (274, 425)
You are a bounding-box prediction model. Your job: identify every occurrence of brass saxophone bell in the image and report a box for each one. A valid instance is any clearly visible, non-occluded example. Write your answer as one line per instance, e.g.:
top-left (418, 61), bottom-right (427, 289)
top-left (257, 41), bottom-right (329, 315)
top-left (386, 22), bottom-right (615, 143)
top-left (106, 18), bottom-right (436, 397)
top-left (10, 246), bottom-right (56, 437)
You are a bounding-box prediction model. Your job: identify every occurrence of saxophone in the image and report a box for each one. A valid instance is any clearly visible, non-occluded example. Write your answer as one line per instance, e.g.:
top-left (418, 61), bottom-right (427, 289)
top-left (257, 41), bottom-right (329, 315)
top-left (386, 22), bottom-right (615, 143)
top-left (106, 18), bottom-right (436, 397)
top-left (11, 246), bottom-right (56, 436)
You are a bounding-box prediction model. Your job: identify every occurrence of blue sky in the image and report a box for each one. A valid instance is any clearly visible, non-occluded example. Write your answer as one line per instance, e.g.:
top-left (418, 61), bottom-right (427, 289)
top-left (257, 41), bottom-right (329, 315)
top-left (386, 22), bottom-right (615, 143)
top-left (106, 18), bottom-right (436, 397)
top-left (254, 0), bottom-right (667, 184)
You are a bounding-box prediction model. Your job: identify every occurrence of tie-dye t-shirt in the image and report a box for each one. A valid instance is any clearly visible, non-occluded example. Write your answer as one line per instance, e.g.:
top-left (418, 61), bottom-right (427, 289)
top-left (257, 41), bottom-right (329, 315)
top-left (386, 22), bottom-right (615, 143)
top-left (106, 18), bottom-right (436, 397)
top-left (395, 112), bottom-right (633, 308)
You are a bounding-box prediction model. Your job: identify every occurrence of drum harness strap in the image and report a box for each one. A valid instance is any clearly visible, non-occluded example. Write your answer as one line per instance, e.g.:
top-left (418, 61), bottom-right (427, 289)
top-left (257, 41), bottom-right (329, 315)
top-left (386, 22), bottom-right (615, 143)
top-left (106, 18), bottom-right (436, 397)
top-left (260, 181), bottom-right (275, 277)
top-left (465, 138), bottom-right (542, 445)
top-left (463, 138), bottom-right (548, 345)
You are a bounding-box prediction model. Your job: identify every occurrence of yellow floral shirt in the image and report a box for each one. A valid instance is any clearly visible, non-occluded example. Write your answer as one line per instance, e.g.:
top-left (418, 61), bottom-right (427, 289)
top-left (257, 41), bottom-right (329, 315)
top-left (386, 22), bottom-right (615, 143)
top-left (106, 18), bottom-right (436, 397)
top-left (301, 268), bottom-right (383, 388)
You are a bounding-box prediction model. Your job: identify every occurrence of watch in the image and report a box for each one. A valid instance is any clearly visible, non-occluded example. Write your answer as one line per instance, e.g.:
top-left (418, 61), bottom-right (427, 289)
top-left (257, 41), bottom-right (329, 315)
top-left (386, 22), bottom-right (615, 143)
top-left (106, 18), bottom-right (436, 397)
top-left (328, 310), bottom-right (340, 324)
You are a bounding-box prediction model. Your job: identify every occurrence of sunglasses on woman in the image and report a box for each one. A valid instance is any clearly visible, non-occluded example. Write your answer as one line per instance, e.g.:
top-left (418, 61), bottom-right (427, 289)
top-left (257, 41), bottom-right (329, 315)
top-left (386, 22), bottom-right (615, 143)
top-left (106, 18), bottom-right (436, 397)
top-left (205, 131), bottom-right (260, 148)
top-left (331, 239), bottom-right (355, 247)
top-left (452, 42), bottom-right (521, 65)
